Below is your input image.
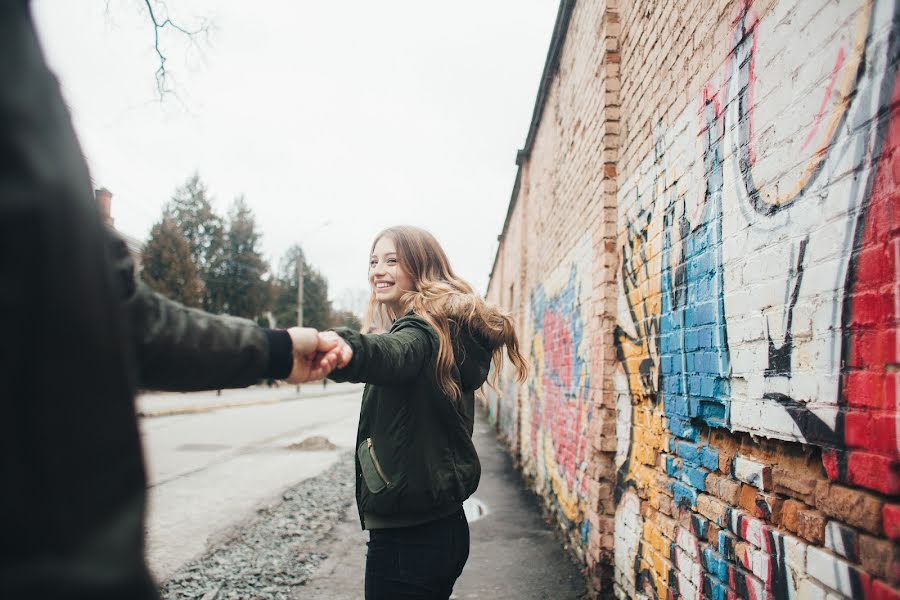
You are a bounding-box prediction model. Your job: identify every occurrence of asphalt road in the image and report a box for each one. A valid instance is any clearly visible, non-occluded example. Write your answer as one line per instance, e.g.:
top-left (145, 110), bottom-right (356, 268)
top-left (139, 384), bottom-right (364, 582)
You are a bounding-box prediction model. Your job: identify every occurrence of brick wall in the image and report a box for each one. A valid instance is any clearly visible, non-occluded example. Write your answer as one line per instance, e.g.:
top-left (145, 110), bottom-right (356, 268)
top-left (486, 0), bottom-right (900, 597)
top-left (485, 0), bottom-right (620, 580)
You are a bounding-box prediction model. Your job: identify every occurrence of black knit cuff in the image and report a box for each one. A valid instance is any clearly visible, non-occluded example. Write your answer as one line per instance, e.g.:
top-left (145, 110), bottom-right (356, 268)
top-left (263, 329), bottom-right (293, 380)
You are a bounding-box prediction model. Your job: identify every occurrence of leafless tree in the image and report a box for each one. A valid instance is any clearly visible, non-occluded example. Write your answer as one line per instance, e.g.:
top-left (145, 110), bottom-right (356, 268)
top-left (106, 0), bottom-right (211, 99)
top-left (143, 0), bottom-right (210, 97)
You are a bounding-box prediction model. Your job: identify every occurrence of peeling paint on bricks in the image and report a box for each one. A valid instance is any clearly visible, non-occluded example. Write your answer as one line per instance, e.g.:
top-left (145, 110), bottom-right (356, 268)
top-left (485, 0), bottom-right (900, 597)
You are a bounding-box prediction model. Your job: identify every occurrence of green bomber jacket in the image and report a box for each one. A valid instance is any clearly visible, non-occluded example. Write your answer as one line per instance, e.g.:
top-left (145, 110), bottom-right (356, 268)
top-left (329, 314), bottom-right (490, 529)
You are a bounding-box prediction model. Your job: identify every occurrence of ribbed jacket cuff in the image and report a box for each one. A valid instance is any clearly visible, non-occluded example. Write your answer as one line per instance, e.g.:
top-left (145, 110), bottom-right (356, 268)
top-left (263, 329), bottom-right (293, 380)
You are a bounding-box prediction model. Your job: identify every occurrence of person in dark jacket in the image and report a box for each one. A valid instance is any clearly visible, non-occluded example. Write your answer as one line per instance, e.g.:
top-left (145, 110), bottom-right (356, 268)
top-left (0, 3), bottom-right (349, 598)
top-left (326, 225), bottom-right (527, 600)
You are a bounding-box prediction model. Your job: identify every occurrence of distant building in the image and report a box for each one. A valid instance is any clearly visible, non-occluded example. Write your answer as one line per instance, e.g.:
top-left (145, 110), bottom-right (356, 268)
top-left (95, 187), bottom-right (144, 270)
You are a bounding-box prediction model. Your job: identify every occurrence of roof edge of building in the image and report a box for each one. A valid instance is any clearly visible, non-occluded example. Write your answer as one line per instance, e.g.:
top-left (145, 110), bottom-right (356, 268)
top-left (487, 0), bottom-right (576, 291)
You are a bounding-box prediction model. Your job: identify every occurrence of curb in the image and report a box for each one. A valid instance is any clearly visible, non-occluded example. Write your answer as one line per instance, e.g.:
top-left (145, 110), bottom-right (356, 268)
top-left (137, 384), bottom-right (361, 418)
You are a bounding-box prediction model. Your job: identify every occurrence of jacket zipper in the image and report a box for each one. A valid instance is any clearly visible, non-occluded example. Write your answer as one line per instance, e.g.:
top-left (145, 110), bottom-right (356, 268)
top-left (366, 438), bottom-right (391, 487)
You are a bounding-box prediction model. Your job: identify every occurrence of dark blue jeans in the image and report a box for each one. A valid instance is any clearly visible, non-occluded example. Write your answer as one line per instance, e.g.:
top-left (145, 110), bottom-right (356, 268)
top-left (365, 509), bottom-right (470, 600)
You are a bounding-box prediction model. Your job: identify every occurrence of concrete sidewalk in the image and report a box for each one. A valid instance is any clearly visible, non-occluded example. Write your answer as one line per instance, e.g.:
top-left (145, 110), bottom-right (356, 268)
top-left (136, 382), bottom-right (361, 417)
top-left (299, 405), bottom-right (588, 599)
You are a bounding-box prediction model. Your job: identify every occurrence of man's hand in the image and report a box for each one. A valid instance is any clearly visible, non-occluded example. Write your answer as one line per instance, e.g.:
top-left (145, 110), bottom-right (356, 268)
top-left (283, 328), bottom-right (352, 383)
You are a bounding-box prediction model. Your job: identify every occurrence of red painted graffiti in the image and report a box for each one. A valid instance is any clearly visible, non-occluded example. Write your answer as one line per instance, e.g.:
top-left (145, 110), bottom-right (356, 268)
top-left (836, 69), bottom-right (900, 496)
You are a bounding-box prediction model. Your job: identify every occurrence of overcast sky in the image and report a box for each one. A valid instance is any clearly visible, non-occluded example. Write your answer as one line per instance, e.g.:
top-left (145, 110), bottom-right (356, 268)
top-left (32, 1), bottom-right (558, 307)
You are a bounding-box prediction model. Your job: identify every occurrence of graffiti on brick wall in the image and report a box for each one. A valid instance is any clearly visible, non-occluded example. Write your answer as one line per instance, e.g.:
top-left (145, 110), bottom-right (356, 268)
top-left (714, 0), bottom-right (899, 469)
top-left (499, 366), bottom-right (519, 442)
top-left (484, 357), bottom-right (521, 443)
top-left (523, 234), bottom-right (592, 532)
top-left (614, 0), bottom-right (899, 597)
top-left (484, 367), bottom-right (501, 428)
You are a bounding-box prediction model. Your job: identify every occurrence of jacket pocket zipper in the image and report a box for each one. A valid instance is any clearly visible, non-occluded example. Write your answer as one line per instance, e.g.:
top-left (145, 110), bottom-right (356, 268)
top-left (366, 438), bottom-right (391, 487)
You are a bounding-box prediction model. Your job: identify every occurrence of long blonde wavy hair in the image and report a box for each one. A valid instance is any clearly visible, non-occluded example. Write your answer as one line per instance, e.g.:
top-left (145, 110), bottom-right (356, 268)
top-left (364, 225), bottom-right (527, 401)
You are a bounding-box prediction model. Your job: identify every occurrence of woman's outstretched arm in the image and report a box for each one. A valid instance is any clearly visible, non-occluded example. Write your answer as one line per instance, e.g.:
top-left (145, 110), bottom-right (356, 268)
top-left (328, 315), bottom-right (433, 385)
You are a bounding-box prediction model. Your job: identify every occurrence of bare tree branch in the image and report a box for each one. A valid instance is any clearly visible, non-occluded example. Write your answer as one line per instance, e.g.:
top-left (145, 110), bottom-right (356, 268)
top-left (142, 0), bottom-right (210, 99)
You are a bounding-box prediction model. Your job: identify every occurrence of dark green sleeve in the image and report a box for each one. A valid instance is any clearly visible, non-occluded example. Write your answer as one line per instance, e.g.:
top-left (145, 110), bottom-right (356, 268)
top-left (328, 319), bottom-right (432, 385)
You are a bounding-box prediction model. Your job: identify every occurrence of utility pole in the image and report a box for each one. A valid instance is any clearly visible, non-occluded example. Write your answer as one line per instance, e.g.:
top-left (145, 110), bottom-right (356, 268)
top-left (296, 257), bottom-right (304, 394)
top-left (297, 257), bottom-right (304, 327)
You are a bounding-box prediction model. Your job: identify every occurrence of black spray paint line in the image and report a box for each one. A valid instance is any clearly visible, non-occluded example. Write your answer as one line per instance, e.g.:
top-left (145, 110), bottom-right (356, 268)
top-left (765, 237), bottom-right (808, 377)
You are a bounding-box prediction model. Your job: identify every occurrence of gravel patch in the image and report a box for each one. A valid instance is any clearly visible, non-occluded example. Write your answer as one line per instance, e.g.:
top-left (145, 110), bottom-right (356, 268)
top-left (159, 453), bottom-right (355, 600)
top-left (286, 436), bottom-right (339, 451)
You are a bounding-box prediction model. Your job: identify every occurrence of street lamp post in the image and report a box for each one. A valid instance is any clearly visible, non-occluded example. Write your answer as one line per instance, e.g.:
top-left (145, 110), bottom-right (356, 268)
top-left (297, 258), bottom-right (303, 327)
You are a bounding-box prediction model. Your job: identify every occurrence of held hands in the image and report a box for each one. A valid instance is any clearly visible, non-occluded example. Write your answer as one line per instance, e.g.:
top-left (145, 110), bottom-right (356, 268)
top-left (317, 331), bottom-right (353, 367)
top-left (285, 327), bottom-right (353, 384)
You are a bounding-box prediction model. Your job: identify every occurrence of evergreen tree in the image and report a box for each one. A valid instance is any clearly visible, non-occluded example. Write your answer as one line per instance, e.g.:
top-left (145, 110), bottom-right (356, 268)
top-left (141, 216), bottom-right (204, 307)
top-left (219, 196), bottom-right (272, 319)
top-left (301, 268), bottom-right (331, 330)
top-left (271, 244), bottom-right (332, 330)
top-left (330, 309), bottom-right (362, 331)
top-left (271, 245), bottom-right (304, 328)
top-left (165, 172), bottom-right (227, 312)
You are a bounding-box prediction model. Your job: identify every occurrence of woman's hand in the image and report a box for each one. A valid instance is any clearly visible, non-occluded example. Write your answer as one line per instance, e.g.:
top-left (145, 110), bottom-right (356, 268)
top-left (317, 331), bottom-right (353, 369)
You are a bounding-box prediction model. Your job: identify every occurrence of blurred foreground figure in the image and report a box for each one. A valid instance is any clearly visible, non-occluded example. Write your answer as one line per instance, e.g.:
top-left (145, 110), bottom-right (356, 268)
top-left (0, 3), bottom-right (347, 598)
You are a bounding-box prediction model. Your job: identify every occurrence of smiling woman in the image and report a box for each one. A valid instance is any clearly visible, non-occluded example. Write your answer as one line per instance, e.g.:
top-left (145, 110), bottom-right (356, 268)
top-left (326, 225), bottom-right (527, 599)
